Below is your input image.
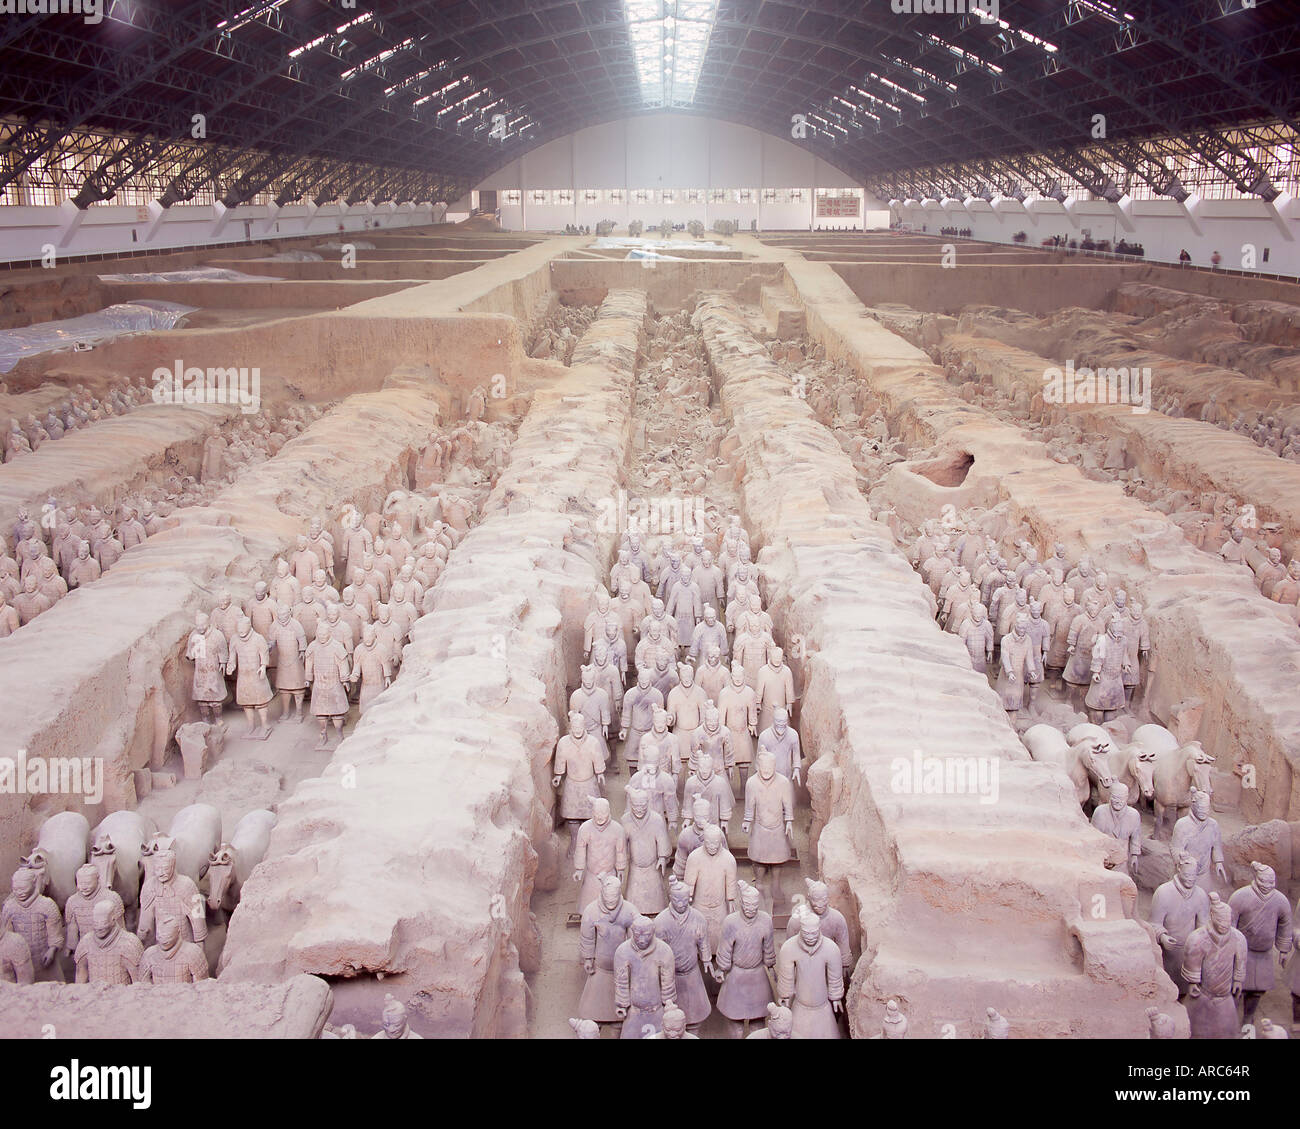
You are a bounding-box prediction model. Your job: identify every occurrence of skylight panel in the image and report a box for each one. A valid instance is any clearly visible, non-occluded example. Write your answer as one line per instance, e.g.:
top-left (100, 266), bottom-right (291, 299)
top-left (288, 12), bottom-right (373, 60)
top-left (1070, 0), bottom-right (1136, 26)
top-left (216, 0), bottom-right (289, 35)
top-left (885, 56), bottom-right (958, 94)
top-left (922, 33), bottom-right (1003, 76)
top-left (625, 0), bottom-right (719, 107)
top-left (341, 37), bottom-right (417, 81)
top-left (849, 84), bottom-right (904, 113)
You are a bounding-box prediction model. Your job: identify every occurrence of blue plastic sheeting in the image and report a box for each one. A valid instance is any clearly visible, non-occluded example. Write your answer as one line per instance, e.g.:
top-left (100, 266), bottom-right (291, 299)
top-left (0, 300), bottom-right (197, 373)
top-left (592, 236), bottom-right (731, 253)
top-left (256, 250), bottom-right (323, 262)
top-left (625, 248), bottom-right (688, 261)
top-left (98, 268), bottom-right (283, 283)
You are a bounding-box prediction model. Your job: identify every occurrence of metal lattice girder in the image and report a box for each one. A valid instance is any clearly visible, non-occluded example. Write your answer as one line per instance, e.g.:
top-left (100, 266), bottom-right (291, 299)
top-left (1, 0), bottom-right (1298, 210)
top-left (858, 120), bottom-right (1300, 210)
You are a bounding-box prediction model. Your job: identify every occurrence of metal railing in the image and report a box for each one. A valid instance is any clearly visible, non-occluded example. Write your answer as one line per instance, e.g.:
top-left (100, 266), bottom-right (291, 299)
top-left (911, 230), bottom-right (1300, 283)
top-left (0, 216), bottom-right (451, 273)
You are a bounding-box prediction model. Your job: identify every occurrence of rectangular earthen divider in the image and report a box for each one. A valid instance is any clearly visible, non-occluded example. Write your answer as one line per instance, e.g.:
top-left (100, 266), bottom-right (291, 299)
top-left (0, 388), bottom-right (444, 879)
top-left (0, 403), bottom-right (235, 538)
top-left (933, 333), bottom-right (1300, 548)
top-left (218, 289), bottom-right (650, 1038)
top-left (694, 289), bottom-right (1181, 1039)
top-left (782, 258), bottom-right (1300, 823)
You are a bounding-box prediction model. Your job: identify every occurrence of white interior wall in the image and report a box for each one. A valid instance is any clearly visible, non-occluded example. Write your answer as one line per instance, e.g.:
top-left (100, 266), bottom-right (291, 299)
top-left (0, 201), bottom-right (446, 264)
top-left (479, 113), bottom-right (880, 231)
top-left (892, 194), bottom-right (1300, 276)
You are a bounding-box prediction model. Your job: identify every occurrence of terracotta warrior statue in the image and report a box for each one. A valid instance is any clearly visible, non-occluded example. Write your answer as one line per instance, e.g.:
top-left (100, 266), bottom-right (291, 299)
top-left (755, 646), bottom-right (797, 736)
top-left (305, 624), bottom-right (351, 749)
top-left (209, 590), bottom-right (241, 644)
top-left (74, 901), bottom-right (143, 985)
top-left (689, 603), bottom-right (727, 663)
top-left (627, 745), bottom-right (678, 830)
top-left (743, 751), bottom-right (795, 907)
top-left (653, 876), bottom-right (713, 1034)
top-left (2, 867), bottom-right (63, 981)
top-left (717, 664), bottom-right (758, 784)
top-left (757, 707), bottom-right (801, 784)
top-left (696, 643), bottom-right (729, 704)
top-left (689, 704), bottom-right (735, 784)
top-left (186, 611), bottom-right (228, 724)
top-left (619, 668), bottom-right (664, 775)
top-left (1150, 850), bottom-right (1211, 998)
top-left (621, 786), bottom-right (671, 915)
top-left (64, 863), bottom-right (123, 954)
top-left (879, 999), bottom-right (908, 1039)
top-left (776, 904), bottom-right (845, 1039)
top-left (613, 914), bottom-right (677, 1039)
top-left (139, 915), bottom-right (209, 983)
top-left (289, 535), bottom-right (320, 589)
top-left (552, 711), bottom-right (606, 847)
top-left (996, 611), bottom-right (1037, 713)
top-left (1091, 782), bottom-right (1142, 874)
top-left (746, 1002), bottom-right (794, 1040)
top-left (638, 702), bottom-right (678, 781)
top-left (673, 798), bottom-right (715, 882)
top-left (1122, 600), bottom-right (1151, 702)
top-left (985, 1007), bottom-right (1010, 1039)
top-left (137, 849), bottom-right (207, 947)
top-left (684, 751), bottom-right (734, 833)
top-left (12, 574), bottom-right (52, 625)
top-left (67, 540), bottom-right (101, 589)
top-left (683, 824), bottom-right (737, 953)
top-left (269, 558), bottom-right (301, 607)
top-left (666, 662), bottom-right (709, 777)
top-left (587, 639), bottom-right (623, 727)
top-left (372, 994), bottom-right (422, 1039)
top-left (268, 605), bottom-right (308, 723)
top-left (1171, 790), bottom-right (1227, 891)
top-left (1043, 584), bottom-right (1077, 672)
top-left (0, 917), bottom-right (34, 984)
top-left (1228, 861), bottom-right (1294, 1025)
top-left (349, 622), bottom-right (393, 714)
top-left (570, 665), bottom-right (612, 766)
top-left (642, 1005), bottom-right (697, 1039)
top-left (1181, 894), bottom-right (1246, 1039)
top-left (715, 879), bottom-right (776, 1037)
top-left (227, 615), bottom-right (273, 739)
top-left (578, 874), bottom-right (638, 1024)
top-left (1063, 595), bottom-right (1105, 703)
top-left (959, 603), bottom-right (994, 673)
top-left (572, 797), bottom-right (628, 914)
top-left (784, 879), bottom-right (853, 976)
top-left (1085, 613), bottom-right (1129, 723)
